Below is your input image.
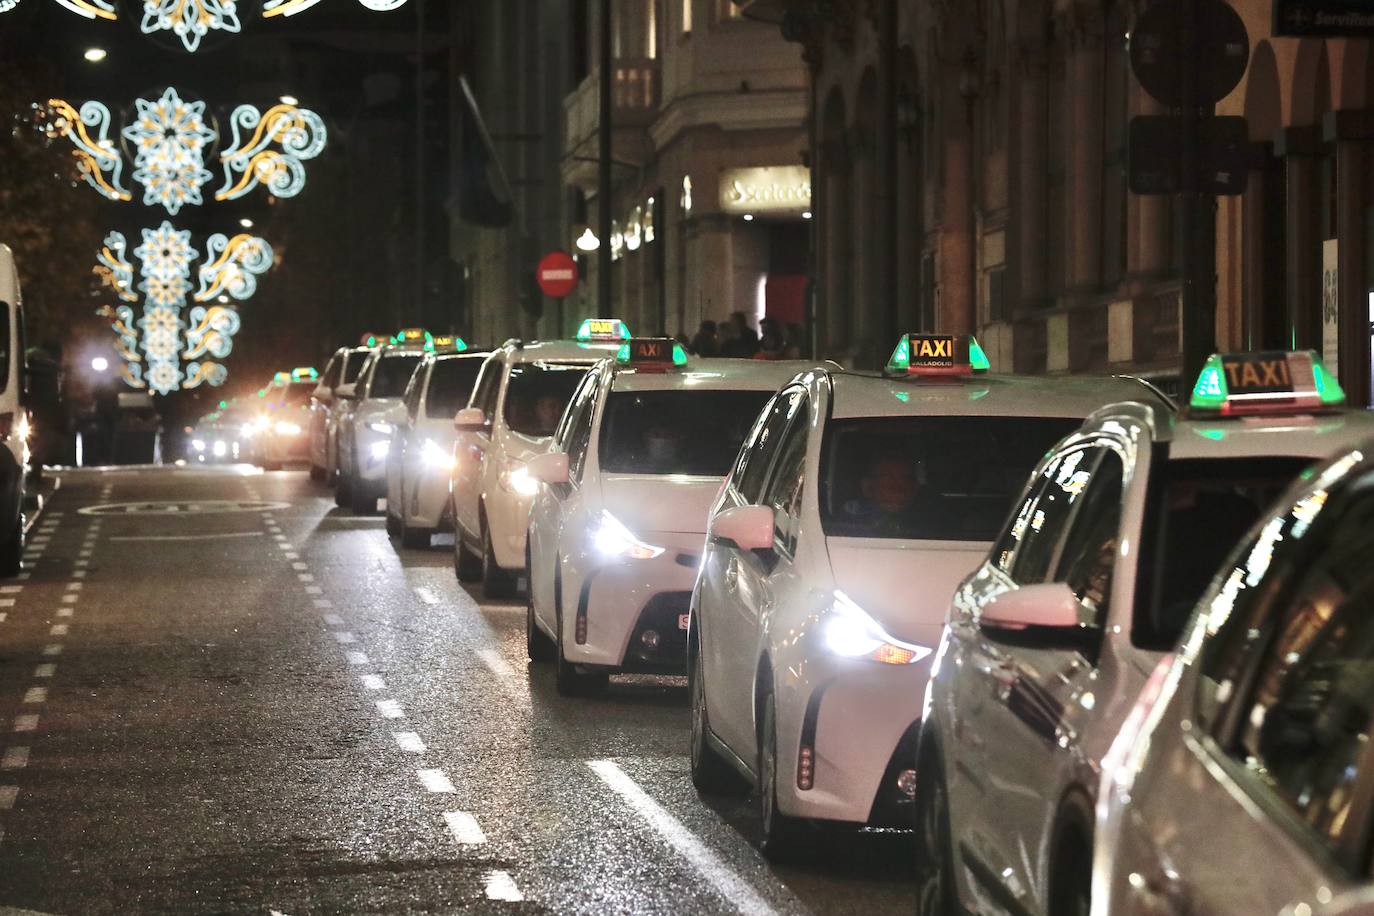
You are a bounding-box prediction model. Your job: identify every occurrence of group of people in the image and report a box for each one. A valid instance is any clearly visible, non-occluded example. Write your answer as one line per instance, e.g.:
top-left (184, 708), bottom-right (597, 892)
top-left (681, 312), bottom-right (804, 360)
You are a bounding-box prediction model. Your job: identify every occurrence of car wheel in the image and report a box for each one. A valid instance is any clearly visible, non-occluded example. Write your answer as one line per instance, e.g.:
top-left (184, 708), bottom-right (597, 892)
top-left (349, 480), bottom-right (376, 515)
top-left (334, 473), bottom-right (351, 509)
top-left (914, 743), bottom-right (958, 916)
top-left (757, 689), bottom-right (807, 862)
top-left (309, 464), bottom-right (326, 482)
top-left (385, 506), bottom-right (401, 537)
top-left (481, 522), bottom-right (518, 600)
top-left (401, 517), bottom-right (431, 549)
top-left (0, 512), bottom-right (22, 578)
top-left (689, 640), bottom-right (745, 795)
top-left (1048, 798), bottom-right (1094, 916)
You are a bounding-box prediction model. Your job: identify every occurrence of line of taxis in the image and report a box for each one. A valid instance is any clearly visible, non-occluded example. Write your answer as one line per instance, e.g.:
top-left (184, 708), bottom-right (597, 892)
top-left (214, 320), bottom-right (1374, 913)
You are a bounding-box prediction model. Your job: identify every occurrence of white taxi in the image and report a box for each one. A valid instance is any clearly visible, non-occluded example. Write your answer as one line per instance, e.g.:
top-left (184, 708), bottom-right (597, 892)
top-left (309, 342), bottom-right (372, 482)
top-left (255, 368), bottom-right (317, 470)
top-left (385, 339), bottom-right (487, 548)
top-left (689, 334), bottom-right (1161, 861)
top-left (1092, 442), bottom-right (1374, 916)
top-left (914, 350), bottom-right (1374, 916)
top-left (451, 319), bottom-right (629, 598)
top-left (524, 339), bottom-right (817, 694)
top-left (335, 329), bottom-right (430, 513)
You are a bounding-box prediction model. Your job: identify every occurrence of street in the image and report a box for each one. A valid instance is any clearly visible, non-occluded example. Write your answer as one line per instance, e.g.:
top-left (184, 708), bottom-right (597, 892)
top-left (0, 466), bottom-right (914, 915)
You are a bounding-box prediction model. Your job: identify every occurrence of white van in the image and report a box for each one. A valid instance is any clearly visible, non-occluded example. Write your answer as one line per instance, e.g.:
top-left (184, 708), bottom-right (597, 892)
top-left (0, 244), bottom-right (29, 575)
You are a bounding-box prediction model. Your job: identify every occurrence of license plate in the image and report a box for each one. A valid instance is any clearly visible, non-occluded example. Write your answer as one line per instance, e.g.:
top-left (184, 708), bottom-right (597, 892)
top-left (678, 613), bottom-right (690, 631)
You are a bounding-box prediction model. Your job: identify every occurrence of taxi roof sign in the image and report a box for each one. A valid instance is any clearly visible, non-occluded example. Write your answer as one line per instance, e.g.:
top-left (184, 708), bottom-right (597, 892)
top-left (615, 337), bottom-right (687, 371)
top-left (272, 371), bottom-right (290, 384)
top-left (1190, 350), bottom-right (1346, 415)
top-left (391, 327), bottom-right (433, 348)
top-left (885, 334), bottom-right (990, 377)
top-left (575, 318), bottom-right (631, 342)
top-left (361, 331), bottom-right (385, 347)
top-left (291, 367), bottom-right (318, 381)
top-left (431, 335), bottom-right (469, 352)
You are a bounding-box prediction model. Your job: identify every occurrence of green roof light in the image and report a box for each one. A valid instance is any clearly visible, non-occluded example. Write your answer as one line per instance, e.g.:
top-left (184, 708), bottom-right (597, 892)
top-left (1313, 359), bottom-right (1346, 406)
top-left (968, 336), bottom-right (991, 372)
top-left (1189, 354), bottom-right (1228, 412)
top-left (885, 336), bottom-right (911, 374)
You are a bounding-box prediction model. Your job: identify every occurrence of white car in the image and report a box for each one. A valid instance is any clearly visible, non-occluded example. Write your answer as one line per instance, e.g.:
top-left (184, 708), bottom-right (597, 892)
top-left (336, 334), bottom-right (429, 513)
top-left (525, 339), bottom-right (817, 694)
top-left (385, 346), bottom-right (489, 548)
top-left (914, 350), bottom-right (1374, 916)
top-left (255, 369), bottom-right (317, 470)
top-left (0, 244), bottom-right (28, 576)
top-left (688, 334), bottom-right (1161, 861)
top-left (451, 321), bottom-right (629, 598)
top-left (1092, 442), bottom-right (1374, 916)
top-left (309, 344), bottom-right (371, 481)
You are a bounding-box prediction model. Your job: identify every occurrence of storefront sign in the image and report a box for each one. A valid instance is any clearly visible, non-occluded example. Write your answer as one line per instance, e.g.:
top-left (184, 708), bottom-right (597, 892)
top-left (1323, 239), bottom-right (1339, 376)
top-left (719, 166), bottom-right (812, 214)
top-left (1275, 0), bottom-right (1374, 37)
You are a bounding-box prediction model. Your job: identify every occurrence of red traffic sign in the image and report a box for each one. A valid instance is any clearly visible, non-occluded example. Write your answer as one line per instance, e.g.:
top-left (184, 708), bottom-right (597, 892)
top-left (537, 251), bottom-right (579, 299)
top-left (1129, 0), bottom-right (1250, 108)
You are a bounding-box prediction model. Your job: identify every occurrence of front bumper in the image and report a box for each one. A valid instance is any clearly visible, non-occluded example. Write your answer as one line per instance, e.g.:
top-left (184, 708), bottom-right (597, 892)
top-left (354, 430), bottom-right (391, 484)
top-left (485, 488), bottom-right (536, 571)
top-left (262, 433), bottom-right (309, 463)
top-left (408, 465), bottom-right (453, 531)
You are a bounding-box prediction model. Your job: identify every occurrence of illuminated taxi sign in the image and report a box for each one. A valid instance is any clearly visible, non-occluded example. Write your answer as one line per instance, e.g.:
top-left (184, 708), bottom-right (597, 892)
top-left (1190, 350), bottom-right (1346, 416)
top-left (431, 335), bottom-right (469, 352)
top-left (290, 367), bottom-right (318, 381)
top-left (615, 337), bottom-right (687, 371)
top-left (885, 334), bottom-right (990, 377)
top-left (272, 371), bottom-right (290, 384)
top-left (361, 331), bottom-right (385, 347)
top-left (391, 327), bottom-right (433, 348)
top-left (575, 318), bottom-right (631, 342)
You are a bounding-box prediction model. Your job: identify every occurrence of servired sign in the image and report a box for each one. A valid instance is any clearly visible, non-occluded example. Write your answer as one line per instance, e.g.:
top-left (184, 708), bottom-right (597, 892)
top-left (537, 251), bottom-right (579, 298)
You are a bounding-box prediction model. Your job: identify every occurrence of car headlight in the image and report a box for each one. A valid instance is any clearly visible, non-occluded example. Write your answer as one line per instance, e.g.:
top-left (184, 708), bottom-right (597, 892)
top-left (212, 440), bottom-right (228, 457)
top-left (239, 423), bottom-right (256, 438)
top-left (499, 463), bottom-right (540, 496)
top-left (421, 438), bottom-right (455, 471)
top-left (191, 439), bottom-right (206, 452)
top-left (592, 510), bottom-right (664, 560)
top-left (366, 421), bottom-right (396, 435)
top-left (274, 421), bottom-right (302, 436)
top-left (369, 440), bottom-right (391, 460)
top-left (253, 415), bottom-right (271, 432)
top-left (824, 590), bottom-right (932, 665)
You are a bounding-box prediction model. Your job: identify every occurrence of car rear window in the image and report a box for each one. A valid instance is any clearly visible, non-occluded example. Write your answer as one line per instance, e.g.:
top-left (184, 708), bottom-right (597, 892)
top-left (819, 415), bottom-right (1082, 540)
top-left (503, 363), bottom-right (588, 437)
top-left (599, 390), bottom-right (771, 476)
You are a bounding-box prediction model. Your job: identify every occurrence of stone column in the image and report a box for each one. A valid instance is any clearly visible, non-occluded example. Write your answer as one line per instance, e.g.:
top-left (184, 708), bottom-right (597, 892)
top-left (1067, 11), bottom-right (1104, 294)
top-left (1325, 109), bottom-right (1374, 407)
top-left (1013, 39), bottom-right (1047, 308)
top-left (1277, 125), bottom-right (1323, 350)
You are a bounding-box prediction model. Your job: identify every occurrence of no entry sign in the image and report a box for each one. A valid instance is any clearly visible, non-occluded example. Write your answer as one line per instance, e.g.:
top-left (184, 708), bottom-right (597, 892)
top-left (537, 251), bottom-right (579, 299)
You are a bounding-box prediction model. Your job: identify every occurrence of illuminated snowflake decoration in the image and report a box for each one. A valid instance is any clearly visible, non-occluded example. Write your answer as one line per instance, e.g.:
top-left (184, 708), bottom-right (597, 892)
top-left (217, 103), bottom-right (326, 201)
top-left (122, 88), bottom-right (216, 215)
top-left (140, 0), bottom-right (241, 53)
top-left (134, 222), bottom-right (195, 281)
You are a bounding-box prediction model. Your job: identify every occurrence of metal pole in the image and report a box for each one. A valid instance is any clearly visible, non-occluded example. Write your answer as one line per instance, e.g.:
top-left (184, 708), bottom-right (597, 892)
top-left (598, 0), bottom-right (614, 318)
top-left (1180, 0), bottom-right (1216, 384)
top-left (415, 0), bottom-right (426, 329)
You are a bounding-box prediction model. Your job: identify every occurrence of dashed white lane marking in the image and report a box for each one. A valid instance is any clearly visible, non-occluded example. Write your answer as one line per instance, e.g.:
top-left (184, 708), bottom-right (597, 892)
top-left (0, 748), bottom-right (28, 770)
top-left (34, 664), bottom-right (55, 678)
top-left (12, 715), bottom-right (37, 733)
top-left (346, 651), bottom-right (369, 666)
top-left (278, 543), bottom-right (294, 551)
top-left (394, 732), bottom-right (426, 754)
top-left (22, 688), bottom-right (47, 704)
top-left (304, 585), bottom-right (322, 595)
top-left (56, 608), bottom-right (72, 618)
top-left (0, 786), bottom-right (17, 809)
top-left (484, 870), bottom-right (524, 902)
top-left (323, 614), bottom-right (343, 626)
top-left (73, 570), bottom-right (87, 579)
top-left (477, 648), bottom-right (515, 682)
top-left (333, 631), bottom-right (356, 644)
top-left (0, 598), bottom-right (12, 608)
top-left (285, 552), bottom-right (299, 560)
top-left (110, 532), bottom-right (267, 542)
top-left (49, 625), bottom-right (69, 636)
top-left (66, 582), bottom-right (82, 591)
top-left (413, 586), bottom-right (440, 606)
top-left (15, 572), bottom-right (29, 581)
top-left (313, 598), bottom-right (333, 609)
top-left (0, 613), bottom-right (6, 623)
top-left (0, 585), bottom-right (21, 594)
top-left (359, 675), bottom-right (385, 690)
top-left (42, 645), bottom-right (61, 657)
top-left (298, 574), bottom-right (315, 582)
top-left (587, 760), bottom-right (780, 916)
top-left (376, 700), bottom-right (404, 719)
top-left (417, 769), bottom-right (456, 793)
top-left (273, 534), bottom-right (287, 542)
top-left (61, 594), bottom-right (78, 604)
top-left (443, 811), bottom-right (488, 845)
top-left (78, 551), bottom-right (92, 559)
top-left (292, 562), bottom-right (309, 571)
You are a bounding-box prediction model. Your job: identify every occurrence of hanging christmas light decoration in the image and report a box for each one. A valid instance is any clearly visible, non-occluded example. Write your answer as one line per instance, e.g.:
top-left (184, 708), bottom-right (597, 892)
top-left (95, 231), bottom-right (138, 302)
top-left (262, 0), bottom-right (408, 17)
top-left (122, 88), bottom-right (217, 215)
top-left (195, 233), bottom-right (273, 301)
top-left (183, 305), bottom-right (241, 360)
top-left (216, 102), bottom-right (327, 201)
top-left (139, 0), bottom-right (241, 53)
top-left (43, 99), bottom-right (131, 203)
top-left (52, 0), bottom-right (115, 18)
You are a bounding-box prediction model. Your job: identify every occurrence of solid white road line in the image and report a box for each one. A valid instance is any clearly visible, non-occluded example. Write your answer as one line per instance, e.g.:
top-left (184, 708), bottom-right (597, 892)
top-left (443, 811), bottom-right (488, 845)
top-left (587, 760), bottom-right (779, 916)
top-left (346, 651), bottom-right (369, 666)
top-left (0, 748), bottom-right (29, 770)
top-left (22, 688), bottom-right (47, 704)
top-left (394, 732), bottom-right (426, 754)
top-left (360, 675), bottom-right (385, 690)
top-left (413, 586), bottom-right (440, 606)
top-left (417, 769), bottom-right (456, 793)
top-left (12, 715), bottom-right (38, 733)
top-left (484, 870), bottom-right (523, 902)
top-left (376, 700), bottom-right (404, 719)
top-left (477, 648), bottom-right (515, 682)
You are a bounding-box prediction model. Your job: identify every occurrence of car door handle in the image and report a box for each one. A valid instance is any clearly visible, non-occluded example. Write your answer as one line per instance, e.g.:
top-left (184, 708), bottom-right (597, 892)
top-left (724, 555), bottom-right (739, 594)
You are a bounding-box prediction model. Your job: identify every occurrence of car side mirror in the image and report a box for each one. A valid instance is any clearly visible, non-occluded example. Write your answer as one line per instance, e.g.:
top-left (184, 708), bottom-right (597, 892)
top-left (313, 384), bottom-right (333, 403)
top-left (526, 451), bottom-right (569, 484)
top-left (978, 582), bottom-right (1096, 653)
top-left (454, 406), bottom-right (487, 432)
top-left (709, 505), bottom-right (775, 552)
top-left (336, 383), bottom-right (357, 401)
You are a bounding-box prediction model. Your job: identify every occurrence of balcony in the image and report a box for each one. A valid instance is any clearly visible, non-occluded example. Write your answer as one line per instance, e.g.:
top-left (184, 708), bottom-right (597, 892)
top-left (562, 59), bottom-right (660, 191)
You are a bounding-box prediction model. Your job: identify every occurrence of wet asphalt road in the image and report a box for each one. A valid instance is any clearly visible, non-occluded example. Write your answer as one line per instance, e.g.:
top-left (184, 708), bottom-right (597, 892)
top-left (0, 466), bottom-right (916, 914)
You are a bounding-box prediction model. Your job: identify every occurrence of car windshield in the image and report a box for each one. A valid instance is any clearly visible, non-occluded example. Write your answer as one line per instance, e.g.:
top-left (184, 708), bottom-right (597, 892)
top-left (819, 416), bottom-right (1083, 540)
top-left (599, 390), bottom-right (772, 476)
top-left (1136, 456), bottom-right (1314, 650)
top-left (426, 358), bottom-right (484, 419)
top-left (279, 382), bottom-right (314, 406)
top-left (369, 354), bottom-right (422, 399)
top-left (502, 363), bottom-right (589, 437)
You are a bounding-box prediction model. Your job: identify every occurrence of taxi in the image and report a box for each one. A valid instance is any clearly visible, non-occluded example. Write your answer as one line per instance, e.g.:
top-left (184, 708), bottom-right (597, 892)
top-left (385, 338), bottom-right (488, 548)
top-left (1092, 443), bottom-right (1374, 916)
top-left (913, 350), bottom-right (1374, 916)
top-left (450, 319), bottom-right (629, 598)
top-left (335, 329), bottom-right (430, 513)
top-left (255, 368), bottom-right (317, 470)
top-left (187, 398), bottom-right (254, 464)
top-left (688, 334), bottom-right (1162, 861)
top-left (309, 340), bottom-right (373, 482)
top-left (524, 339), bottom-right (817, 694)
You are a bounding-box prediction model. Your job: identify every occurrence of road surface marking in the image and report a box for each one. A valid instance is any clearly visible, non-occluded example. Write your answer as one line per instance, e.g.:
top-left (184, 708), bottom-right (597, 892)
top-left (360, 675), bottom-right (385, 690)
top-left (66, 582), bottom-right (82, 592)
top-left (34, 664), bottom-right (55, 678)
top-left (61, 594), bottom-right (78, 604)
top-left (292, 562), bottom-right (308, 571)
top-left (394, 732), bottom-right (426, 754)
top-left (484, 871), bottom-right (523, 902)
top-left (73, 570), bottom-right (87, 579)
top-left (477, 648), bottom-right (515, 682)
top-left (16, 572), bottom-right (29, 581)
top-left (323, 614), bottom-right (343, 626)
top-left (298, 573), bottom-right (314, 582)
top-left (305, 585), bottom-right (322, 595)
top-left (56, 608), bottom-right (72, 618)
top-left (313, 598), bottom-right (333, 609)
top-left (12, 715), bottom-right (37, 733)
top-left (0, 599), bottom-right (11, 608)
top-left (333, 632), bottom-right (356, 644)
top-left (49, 624), bottom-right (69, 636)
top-left (0, 613), bottom-right (6, 623)
top-left (110, 531), bottom-right (268, 542)
top-left (0, 748), bottom-right (28, 770)
top-left (587, 759), bottom-right (779, 916)
top-left (0, 585), bottom-right (22, 594)
top-left (443, 811), bottom-right (487, 845)
top-left (273, 534), bottom-right (287, 542)
top-left (417, 769), bottom-right (456, 793)
top-left (42, 645), bottom-right (61, 656)
top-left (79, 550), bottom-right (92, 558)
top-left (22, 688), bottom-right (47, 704)
top-left (284, 552), bottom-right (299, 560)
top-left (376, 700), bottom-right (404, 719)
top-left (0, 786), bottom-right (16, 809)
top-left (413, 586), bottom-right (440, 606)
top-left (347, 651), bottom-right (369, 666)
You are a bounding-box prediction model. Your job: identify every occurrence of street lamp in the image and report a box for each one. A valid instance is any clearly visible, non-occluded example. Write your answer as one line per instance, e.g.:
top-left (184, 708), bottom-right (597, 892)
top-left (575, 228), bottom-right (600, 252)
top-left (90, 356), bottom-right (108, 372)
top-left (84, 47), bottom-right (107, 62)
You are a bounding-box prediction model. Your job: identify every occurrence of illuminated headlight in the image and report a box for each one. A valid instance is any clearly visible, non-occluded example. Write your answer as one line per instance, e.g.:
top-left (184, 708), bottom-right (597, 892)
top-left (498, 463), bottom-right (540, 496)
top-left (366, 421), bottom-right (396, 435)
top-left (253, 415), bottom-right (271, 432)
top-left (239, 423), bottom-right (257, 438)
top-left (421, 438), bottom-right (455, 471)
top-left (370, 440), bottom-right (390, 460)
top-left (191, 439), bottom-right (206, 452)
top-left (274, 421), bottom-right (302, 436)
top-left (212, 440), bottom-right (228, 457)
top-left (824, 590), bottom-right (932, 665)
top-left (591, 510), bottom-right (664, 560)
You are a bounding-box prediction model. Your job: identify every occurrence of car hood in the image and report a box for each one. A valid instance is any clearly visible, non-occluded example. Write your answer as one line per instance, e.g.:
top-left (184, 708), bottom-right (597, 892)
top-left (601, 474), bottom-right (723, 536)
top-left (825, 537), bottom-right (990, 645)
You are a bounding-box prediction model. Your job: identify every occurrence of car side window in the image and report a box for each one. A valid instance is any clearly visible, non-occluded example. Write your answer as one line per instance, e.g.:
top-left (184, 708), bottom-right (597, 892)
top-left (403, 362), bottom-right (427, 419)
top-left (1052, 447), bottom-right (1124, 622)
top-left (321, 354), bottom-right (341, 389)
top-left (564, 381), bottom-right (600, 484)
top-left (469, 359), bottom-right (500, 423)
top-left (357, 355), bottom-right (377, 397)
top-left (759, 402), bottom-right (809, 555)
top-left (1008, 445), bottom-right (1102, 586)
top-left (736, 388), bottom-right (805, 504)
top-left (554, 371), bottom-right (597, 449)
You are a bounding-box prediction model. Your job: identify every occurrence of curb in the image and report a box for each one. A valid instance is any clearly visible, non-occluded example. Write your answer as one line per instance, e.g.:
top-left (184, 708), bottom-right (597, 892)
top-left (23, 474), bottom-right (60, 537)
